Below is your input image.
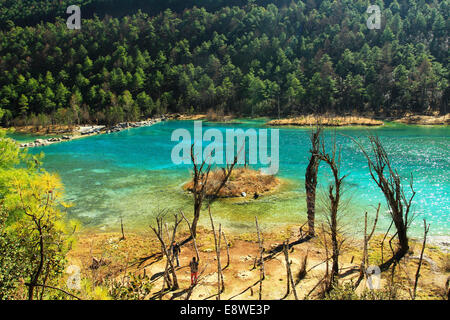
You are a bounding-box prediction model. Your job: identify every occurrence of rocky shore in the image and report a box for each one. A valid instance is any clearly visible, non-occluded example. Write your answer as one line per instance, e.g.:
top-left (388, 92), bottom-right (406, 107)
top-left (19, 135), bottom-right (74, 148)
top-left (104, 119), bottom-right (163, 134)
top-left (19, 117), bottom-right (165, 148)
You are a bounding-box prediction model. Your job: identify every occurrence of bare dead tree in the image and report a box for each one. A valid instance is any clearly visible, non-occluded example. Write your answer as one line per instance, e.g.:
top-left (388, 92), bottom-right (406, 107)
top-left (282, 241), bottom-right (298, 300)
top-left (222, 231), bottom-right (231, 270)
top-left (179, 210), bottom-right (200, 261)
top-left (412, 219), bottom-right (430, 300)
top-left (305, 126), bottom-right (323, 237)
top-left (381, 221), bottom-right (394, 265)
top-left (355, 203), bottom-right (380, 289)
top-left (352, 135), bottom-right (416, 271)
top-left (150, 213), bottom-right (182, 293)
top-left (189, 143), bottom-right (212, 240)
top-left (160, 251), bottom-right (171, 298)
top-left (295, 250), bottom-right (309, 285)
top-left (255, 216), bottom-right (265, 300)
top-left (182, 144), bottom-right (237, 245)
top-left (209, 207), bottom-right (224, 300)
top-left (228, 217), bottom-right (266, 301)
top-left (317, 134), bottom-right (348, 292)
top-left (217, 224), bottom-right (223, 299)
top-left (119, 215), bottom-right (125, 241)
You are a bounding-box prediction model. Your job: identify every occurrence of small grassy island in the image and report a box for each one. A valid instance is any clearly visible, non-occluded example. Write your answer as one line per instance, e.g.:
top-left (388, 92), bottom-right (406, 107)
top-left (395, 114), bottom-right (450, 126)
top-left (183, 167), bottom-right (280, 198)
top-left (267, 115), bottom-right (384, 127)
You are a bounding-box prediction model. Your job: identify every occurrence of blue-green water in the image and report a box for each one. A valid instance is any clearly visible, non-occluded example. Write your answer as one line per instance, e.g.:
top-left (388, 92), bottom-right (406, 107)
top-left (17, 120), bottom-right (449, 237)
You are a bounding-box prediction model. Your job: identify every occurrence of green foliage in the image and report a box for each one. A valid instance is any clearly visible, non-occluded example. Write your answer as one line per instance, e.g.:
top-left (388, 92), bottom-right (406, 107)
top-left (0, 204), bottom-right (31, 299)
top-left (0, 129), bottom-right (73, 299)
top-left (325, 282), bottom-right (400, 300)
top-left (107, 273), bottom-right (153, 300)
top-left (0, 0), bottom-right (447, 126)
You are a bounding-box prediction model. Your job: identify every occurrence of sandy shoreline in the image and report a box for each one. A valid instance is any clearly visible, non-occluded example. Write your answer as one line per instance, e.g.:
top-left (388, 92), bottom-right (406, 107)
top-left (7, 112), bottom-right (449, 146)
top-left (267, 115), bottom-right (384, 127)
top-left (266, 114), bottom-right (450, 127)
top-left (394, 114), bottom-right (450, 126)
top-left (66, 225), bottom-right (449, 300)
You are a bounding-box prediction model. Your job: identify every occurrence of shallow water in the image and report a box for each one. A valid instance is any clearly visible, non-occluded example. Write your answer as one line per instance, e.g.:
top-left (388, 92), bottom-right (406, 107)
top-left (18, 120), bottom-right (449, 237)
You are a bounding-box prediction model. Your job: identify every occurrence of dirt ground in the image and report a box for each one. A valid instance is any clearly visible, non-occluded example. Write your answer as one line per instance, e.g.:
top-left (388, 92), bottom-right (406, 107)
top-left (67, 223), bottom-right (449, 300)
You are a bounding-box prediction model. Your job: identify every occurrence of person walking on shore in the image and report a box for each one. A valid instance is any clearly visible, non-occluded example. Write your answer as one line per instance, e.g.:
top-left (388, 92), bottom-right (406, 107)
top-left (189, 257), bottom-right (199, 285)
top-left (171, 241), bottom-right (181, 267)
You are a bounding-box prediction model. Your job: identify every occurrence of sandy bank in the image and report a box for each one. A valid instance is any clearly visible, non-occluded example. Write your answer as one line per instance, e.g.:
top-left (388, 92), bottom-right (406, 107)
top-left (267, 115), bottom-right (384, 127)
top-left (394, 114), bottom-right (449, 125)
top-left (67, 226), bottom-right (449, 300)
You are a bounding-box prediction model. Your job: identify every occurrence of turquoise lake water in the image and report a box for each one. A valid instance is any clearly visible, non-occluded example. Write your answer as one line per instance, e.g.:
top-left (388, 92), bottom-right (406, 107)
top-left (16, 120), bottom-right (449, 237)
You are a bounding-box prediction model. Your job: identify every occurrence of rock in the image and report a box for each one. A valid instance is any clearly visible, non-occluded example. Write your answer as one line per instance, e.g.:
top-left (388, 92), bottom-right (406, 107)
top-left (236, 271), bottom-right (252, 280)
top-left (34, 139), bottom-right (49, 146)
top-left (239, 255), bottom-right (253, 262)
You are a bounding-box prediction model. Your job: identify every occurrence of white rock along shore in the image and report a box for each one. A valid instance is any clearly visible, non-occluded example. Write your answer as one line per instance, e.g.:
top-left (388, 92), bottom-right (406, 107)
top-left (19, 117), bottom-right (165, 148)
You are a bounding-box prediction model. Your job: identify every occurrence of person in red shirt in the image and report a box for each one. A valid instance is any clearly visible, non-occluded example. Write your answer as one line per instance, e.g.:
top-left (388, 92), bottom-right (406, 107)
top-left (189, 257), bottom-right (199, 285)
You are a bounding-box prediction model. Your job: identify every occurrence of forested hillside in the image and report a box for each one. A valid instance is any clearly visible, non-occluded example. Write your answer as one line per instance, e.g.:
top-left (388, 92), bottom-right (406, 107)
top-left (0, 0), bottom-right (448, 126)
top-left (0, 0), bottom-right (292, 28)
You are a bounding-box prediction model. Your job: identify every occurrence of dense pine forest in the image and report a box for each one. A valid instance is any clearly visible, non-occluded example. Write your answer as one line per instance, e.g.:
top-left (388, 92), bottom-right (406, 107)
top-left (0, 0), bottom-right (448, 127)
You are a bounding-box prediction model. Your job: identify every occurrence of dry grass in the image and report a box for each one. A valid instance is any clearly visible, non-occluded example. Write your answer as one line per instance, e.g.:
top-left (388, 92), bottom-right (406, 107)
top-left (267, 115), bottom-right (384, 127)
top-left (12, 124), bottom-right (77, 135)
top-left (169, 111), bottom-right (235, 122)
top-left (66, 226), bottom-right (449, 300)
top-left (183, 167), bottom-right (280, 198)
top-left (171, 114), bottom-right (208, 120)
top-left (395, 114), bottom-right (450, 125)
top-left (206, 108), bottom-right (225, 122)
